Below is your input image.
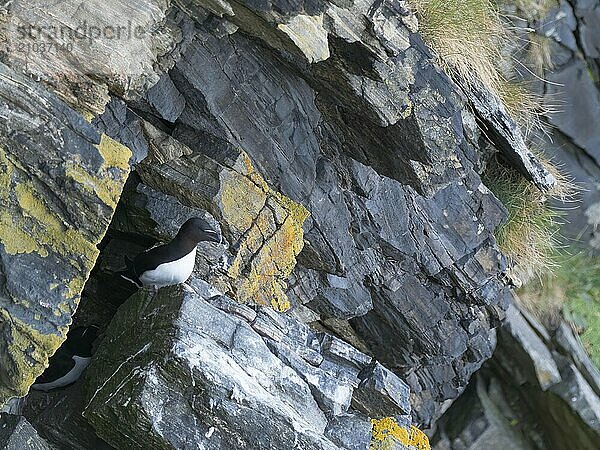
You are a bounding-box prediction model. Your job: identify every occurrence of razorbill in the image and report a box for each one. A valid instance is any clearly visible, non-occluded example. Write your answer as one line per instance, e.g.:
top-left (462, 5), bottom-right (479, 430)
top-left (32, 325), bottom-right (99, 392)
top-left (119, 217), bottom-right (221, 289)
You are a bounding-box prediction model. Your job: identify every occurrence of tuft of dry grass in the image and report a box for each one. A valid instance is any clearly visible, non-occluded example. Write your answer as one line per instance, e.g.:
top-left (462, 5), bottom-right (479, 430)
top-left (486, 154), bottom-right (585, 328)
top-left (499, 79), bottom-right (548, 138)
top-left (537, 153), bottom-right (577, 202)
top-left (484, 152), bottom-right (577, 322)
top-left (412, 0), bottom-right (507, 98)
top-left (511, 0), bottom-right (558, 21)
top-left (526, 32), bottom-right (554, 75)
top-left (411, 0), bottom-right (559, 139)
top-left (483, 157), bottom-right (565, 284)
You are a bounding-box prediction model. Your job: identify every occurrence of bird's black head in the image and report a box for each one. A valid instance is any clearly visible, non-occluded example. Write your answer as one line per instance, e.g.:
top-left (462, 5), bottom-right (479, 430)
top-left (65, 325), bottom-right (100, 358)
top-left (177, 217), bottom-right (221, 244)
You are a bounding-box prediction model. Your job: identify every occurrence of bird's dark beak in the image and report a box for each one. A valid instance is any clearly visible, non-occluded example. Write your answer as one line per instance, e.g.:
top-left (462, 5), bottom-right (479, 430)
top-left (204, 230), bottom-right (222, 243)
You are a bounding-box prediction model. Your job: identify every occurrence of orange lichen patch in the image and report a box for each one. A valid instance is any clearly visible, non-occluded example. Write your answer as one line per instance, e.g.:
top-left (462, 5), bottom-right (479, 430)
top-left (221, 152), bottom-right (309, 312)
top-left (371, 417), bottom-right (430, 450)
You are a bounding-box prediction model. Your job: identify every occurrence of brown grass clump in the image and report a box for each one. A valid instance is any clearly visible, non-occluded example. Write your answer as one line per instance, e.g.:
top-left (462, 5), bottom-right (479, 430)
top-left (511, 0), bottom-right (558, 21)
top-left (526, 32), bottom-right (554, 75)
top-left (537, 153), bottom-right (577, 202)
top-left (484, 151), bottom-right (580, 323)
top-left (499, 79), bottom-right (548, 138)
top-left (483, 157), bottom-right (565, 283)
top-left (410, 0), bottom-right (558, 139)
top-left (411, 0), bottom-right (507, 98)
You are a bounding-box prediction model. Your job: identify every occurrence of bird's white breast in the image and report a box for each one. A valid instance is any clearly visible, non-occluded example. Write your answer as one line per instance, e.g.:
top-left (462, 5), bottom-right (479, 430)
top-left (139, 247), bottom-right (197, 288)
top-left (32, 356), bottom-right (91, 392)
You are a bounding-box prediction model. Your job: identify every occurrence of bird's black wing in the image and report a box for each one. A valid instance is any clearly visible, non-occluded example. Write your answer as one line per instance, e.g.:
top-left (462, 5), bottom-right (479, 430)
top-left (118, 239), bottom-right (193, 286)
top-left (131, 242), bottom-right (182, 274)
top-left (117, 242), bottom-right (172, 284)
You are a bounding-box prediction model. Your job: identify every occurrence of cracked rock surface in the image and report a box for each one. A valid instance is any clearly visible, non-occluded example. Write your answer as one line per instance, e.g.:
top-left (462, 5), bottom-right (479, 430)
top-left (82, 280), bottom-right (408, 450)
top-left (0, 0), bottom-right (598, 448)
top-left (92, 1), bottom-right (518, 425)
top-left (0, 64), bottom-right (131, 404)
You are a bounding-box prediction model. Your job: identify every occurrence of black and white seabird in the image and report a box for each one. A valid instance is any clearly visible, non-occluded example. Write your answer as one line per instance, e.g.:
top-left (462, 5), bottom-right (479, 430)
top-left (32, 325), bottom-right (99, 392)
top-left (119, 217), bottom-right (221, 289)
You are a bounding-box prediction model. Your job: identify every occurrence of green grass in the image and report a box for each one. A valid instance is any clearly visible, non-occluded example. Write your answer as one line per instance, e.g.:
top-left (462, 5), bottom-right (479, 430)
top-left (559, 254), bottom-right (600, 367)
top-left (520, 252), bottom-right (600, 367)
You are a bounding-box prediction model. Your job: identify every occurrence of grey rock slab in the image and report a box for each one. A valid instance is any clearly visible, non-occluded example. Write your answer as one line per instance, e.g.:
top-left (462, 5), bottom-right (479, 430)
top-left (0, 414), bottom-right (52, 450)
top-left (545, 58), bottom-right (600, 166)
top-left (111, 0), bottom-right (515, 424)
top-left (0, 63), bottom-right (131, 404)
top-left (268, 341), bottom-right (354, 416)
top-left (320, 334), bottom-right (373, 369)
top-left (467, 81), bottom-right (556, 191)
top-left (4, 0), bottom-right (183, 108)
top-left (574, 0), bottom-right (600, 58)
top-left (555, 322), bottom-right (600, 395)
top-left (206, 294), bottom-right (258, 323)
top-left (83, 284), bottom-right (340, 449)
top-left (23, 383), bottom-right (114, 450)
top-left (431, 375), bottom-right (535, 450)
top-left (550, 358), bottom-right (600, 434)
top-left (325, 413), bottom-right (372, 450)
top-left (498, 305), bottom-right (561, 390)
top-left (353, 362), bottom-right (411, 418)
top-left (539, 0), bottom-right (579, 51)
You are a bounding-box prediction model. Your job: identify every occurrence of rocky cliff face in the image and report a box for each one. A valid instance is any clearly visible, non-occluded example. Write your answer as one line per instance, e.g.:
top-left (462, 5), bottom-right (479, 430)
top-left (0, 0), bottom-right (598, 449)
top-left (0, 65), bottom-right (131, 404)
top-left (431, 1), bottom-right (600, 448)
top-left (91, 0), bottom-right (520, 427)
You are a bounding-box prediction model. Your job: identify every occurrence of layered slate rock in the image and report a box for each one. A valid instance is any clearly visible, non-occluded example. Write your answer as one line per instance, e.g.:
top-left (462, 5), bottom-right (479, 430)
top-left (0, 414), bottom-right (52, 450)
top-left (432, 304), bottom-right (600, 449)
top-left (466, 81), bottom-right (556, 191)
top-left (508, 0), bottom-right (600, 253)
top-left (430, 3), bottom-right (600, 447)
top-left (0, 63), bottom-right (131, 405)
top-left (83, 279), bottom-right (412, 450)
top-left (3, 0), bottom-right (183, 114)
top-left (93, 0), bottom-right (518, 424)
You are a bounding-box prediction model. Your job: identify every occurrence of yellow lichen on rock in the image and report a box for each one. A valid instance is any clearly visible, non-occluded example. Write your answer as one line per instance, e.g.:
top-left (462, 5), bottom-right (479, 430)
top-left (0, 210), bottom-right (46, 256)
top-left (220, 171), bottom-right (267, 237)
top-left (0, 133), bottom-right (132, 406)
top-left (371, 417), bottom-right (430, 450)
top-left (0, 148), bottom-right (47, 256)
top-left (0, 309), bottom-right (67, 399)
top-left (221, 152), bottom-right (309, 312)
top-left (0, 146), bottom-right (14, 198)
top-left (97, 133), bottom-right (133, 171)
top-left (66, 134), bottom-right (132, 209)
top-left (14, 181), bottom-right (99, 270)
